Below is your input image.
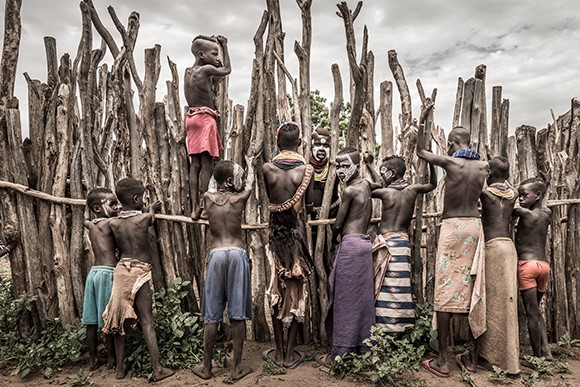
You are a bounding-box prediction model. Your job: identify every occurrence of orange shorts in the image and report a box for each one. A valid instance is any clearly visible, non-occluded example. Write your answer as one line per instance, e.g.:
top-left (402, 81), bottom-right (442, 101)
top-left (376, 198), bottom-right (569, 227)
top-left (517, 260), bottom-right (550, 292)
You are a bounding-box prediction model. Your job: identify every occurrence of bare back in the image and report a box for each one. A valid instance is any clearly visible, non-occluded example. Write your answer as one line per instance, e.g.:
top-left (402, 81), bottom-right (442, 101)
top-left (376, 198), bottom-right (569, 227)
top-left (441, 158), bottom-right (488, 219)
top-left (109, 213), bottom-right (154, 263)
top-left (372, 186), bottom-right (421, 233)
top-left (262, 163), bottom-right (312, 205)
top-left (480, 191), bottom-right (516, 241)
top-left (204, 191), bottom-right (249, 248)
top-left (514, 207), bottom-right (551, 261)
top-left (84, 219), bottom-right (117, 267)
top-left (184, 66), bottom-right (216, 109)
top-left (337, 179), bottom-right (372, 236)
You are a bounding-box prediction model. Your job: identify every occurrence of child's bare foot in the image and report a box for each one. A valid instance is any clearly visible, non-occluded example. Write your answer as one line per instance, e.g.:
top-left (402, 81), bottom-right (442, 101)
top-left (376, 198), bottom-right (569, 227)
top-left (262, 348), bottom-right (283, 368)
top-left (284, 350), bottom-right (305, 369)
top-left (191, 365), bottom-right (213, 380)
top-left (153, 367), bottom-right (174, 382)
top-left (115, 361), bottom-right (128, 379)
top-left (231, 366), bottom-right (252, 381)
top-left (89, 358), bottom-right (106, 371)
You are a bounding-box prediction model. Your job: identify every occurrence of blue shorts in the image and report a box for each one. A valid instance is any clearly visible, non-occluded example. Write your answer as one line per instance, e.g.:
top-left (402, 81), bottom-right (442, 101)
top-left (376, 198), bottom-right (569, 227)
top-left (202, 247), bottom-right (252, 323)
top-left (82, 266), bottom-right (114, 327)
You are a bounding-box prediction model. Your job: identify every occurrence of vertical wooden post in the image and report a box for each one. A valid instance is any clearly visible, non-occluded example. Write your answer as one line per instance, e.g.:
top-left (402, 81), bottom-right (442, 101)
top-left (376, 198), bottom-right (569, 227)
top-left (490, 86), bottom-right (502, 158)
top-left (515, 125), bottom-right (538, 181)
top-left (379, 81), bottom-right (393, 157)
top-left (388, 49), bottom-right (412, 131)
top-left (452, 77), bottom-right (463, 128)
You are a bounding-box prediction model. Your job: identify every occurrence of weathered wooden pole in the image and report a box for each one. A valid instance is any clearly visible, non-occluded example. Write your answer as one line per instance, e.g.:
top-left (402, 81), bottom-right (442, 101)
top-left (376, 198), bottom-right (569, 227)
top-left (379, 80), bottom-right (393, 157)
top-left (388, 49), bottom-right (412, 131)
top-left (295, 0), bottom-right (313, 156)
top-left (337, 1), bottom-right (367, 148)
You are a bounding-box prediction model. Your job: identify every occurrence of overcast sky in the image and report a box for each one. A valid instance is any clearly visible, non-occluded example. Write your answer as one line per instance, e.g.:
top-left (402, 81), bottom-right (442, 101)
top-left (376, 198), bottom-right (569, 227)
top-left (4, 0), bottom-right (579, 137)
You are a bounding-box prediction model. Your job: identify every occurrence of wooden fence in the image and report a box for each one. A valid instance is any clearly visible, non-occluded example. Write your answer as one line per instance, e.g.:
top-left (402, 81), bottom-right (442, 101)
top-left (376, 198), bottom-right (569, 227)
top-left (0, 0), bottom-right (579, 344)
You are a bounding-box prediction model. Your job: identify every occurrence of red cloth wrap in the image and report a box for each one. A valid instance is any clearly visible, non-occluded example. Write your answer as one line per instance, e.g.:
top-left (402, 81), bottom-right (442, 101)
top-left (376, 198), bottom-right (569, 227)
top-left (185, 107), bottom-right (223, 158)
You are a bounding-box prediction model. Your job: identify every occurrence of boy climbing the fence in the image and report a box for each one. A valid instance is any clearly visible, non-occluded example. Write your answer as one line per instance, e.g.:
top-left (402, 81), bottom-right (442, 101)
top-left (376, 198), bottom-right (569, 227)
top-left (364, 105), bottom-right (437, 335)
top-left (417, 99), bottom-right (489, 378)
top-left (513, 176), bottom-right (553, 360)
top-left (184, 34), bottom-right (231, 220)
top-left (478, 156), bottom-right (520, 374)
top-left (82, 187), bottom-right (121, 370)
top-left (317, 146), bottom-right (375, 368)
top-left (192, 154), bottom-right (256, 381)
top-left (102, 178), bottom-right (174, 381)
top-left (262, 122), bottom-right (314, 369)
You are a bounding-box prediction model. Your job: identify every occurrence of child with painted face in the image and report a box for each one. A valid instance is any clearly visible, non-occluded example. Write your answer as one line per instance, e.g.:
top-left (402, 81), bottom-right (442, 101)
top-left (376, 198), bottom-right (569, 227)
top-left (82, 187), bottom-right (122, 370)
top-left (363, 144), bottom-right (437, 335)
top-left (513, 177), bottom-right (553, 360)
top-left (309, 127), bottom-right (340, 219)
top-left (317, 147), bottom-right (374, 368)
top-left (192, 155), bottom-right (256, 382)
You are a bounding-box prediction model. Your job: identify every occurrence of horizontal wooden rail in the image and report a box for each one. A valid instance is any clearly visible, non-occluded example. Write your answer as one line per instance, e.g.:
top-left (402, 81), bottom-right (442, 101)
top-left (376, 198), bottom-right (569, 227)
top-left (2, 180), bottom-right (580, 229)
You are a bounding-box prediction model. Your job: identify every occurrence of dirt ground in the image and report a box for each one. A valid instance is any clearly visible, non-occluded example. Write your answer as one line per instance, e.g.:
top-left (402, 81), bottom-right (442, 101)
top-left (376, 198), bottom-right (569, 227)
top-left (2, 258), bottom-right (580, 386)
top-left (1, 340), bottom-right (580, 387)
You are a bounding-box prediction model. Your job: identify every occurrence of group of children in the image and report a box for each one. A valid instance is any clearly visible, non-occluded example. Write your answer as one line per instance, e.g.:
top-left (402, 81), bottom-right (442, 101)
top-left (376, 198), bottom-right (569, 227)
top-left (82, 179), bottom-right (174, 382)
top-left (80, 33), bottom-right (555, 381)
top-left (183, 99), bottom-right (553, 380)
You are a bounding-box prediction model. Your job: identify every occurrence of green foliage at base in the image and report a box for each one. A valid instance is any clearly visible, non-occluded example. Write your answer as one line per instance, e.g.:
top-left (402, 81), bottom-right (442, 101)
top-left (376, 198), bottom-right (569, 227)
top-left (0, 277), bottom-right (209, 380)
top-left (1, 277), bottom-right (85, 378)
top-left (331, 304), bottom-right (436, 386)
top-left (0, 280), bottom-right (86, 378)
top-left (524, 355), bottom-right (570, 375)
top-left (124, 277), bottom-right (205, 379)
top-left (549, 334), bottom-right (580, 358)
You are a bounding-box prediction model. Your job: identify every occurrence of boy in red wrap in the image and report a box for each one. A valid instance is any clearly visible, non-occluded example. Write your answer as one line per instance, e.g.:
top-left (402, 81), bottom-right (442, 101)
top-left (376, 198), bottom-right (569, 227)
top-left (184, 34), bottom-right (231, 220)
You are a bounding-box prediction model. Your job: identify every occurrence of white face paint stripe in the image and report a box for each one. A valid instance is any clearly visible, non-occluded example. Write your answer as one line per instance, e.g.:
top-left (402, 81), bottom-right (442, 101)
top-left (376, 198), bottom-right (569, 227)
top-left (337, 153), bottom-right (358, 182)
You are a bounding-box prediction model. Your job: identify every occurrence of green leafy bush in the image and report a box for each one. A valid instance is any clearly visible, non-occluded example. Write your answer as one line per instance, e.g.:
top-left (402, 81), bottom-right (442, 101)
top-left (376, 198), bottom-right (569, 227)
top-left (330, 304), bottom-right (436, 386)
top-left (549, 334), bottom-right (580, 358)
top-left (1, 277), bottom-right (85, 378)
top-left (401, 303), bottom-right (438, 353)
top-left (0, 277), bottom-right (207, 380)
top-left (124, 277), bottom-right (205, 379)
top-left (331, 325), bottom-right (426, 386)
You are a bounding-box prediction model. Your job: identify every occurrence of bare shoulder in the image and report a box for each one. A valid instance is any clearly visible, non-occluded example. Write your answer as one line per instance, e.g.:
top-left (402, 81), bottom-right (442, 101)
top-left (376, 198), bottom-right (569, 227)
top-left (262, 162), bottom-right (275, 174)
top-left (541, 207), bottom-right (552, 218)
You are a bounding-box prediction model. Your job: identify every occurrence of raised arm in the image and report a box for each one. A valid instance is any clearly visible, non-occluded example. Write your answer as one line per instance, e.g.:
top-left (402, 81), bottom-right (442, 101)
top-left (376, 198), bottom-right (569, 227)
top-left (239, 154), bottom-right (257, 201)
top-left (363, 152), bottom-right (383, 190)
top-left (416, 99), bottom-right (449, 167)
top-left (417, 161), bottom-right (438, 194)
top-left (149, 200), bottom-right (162, 225)
top-left (216, 35), bottom-right (231, 74)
